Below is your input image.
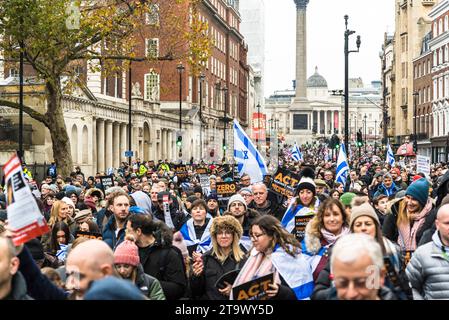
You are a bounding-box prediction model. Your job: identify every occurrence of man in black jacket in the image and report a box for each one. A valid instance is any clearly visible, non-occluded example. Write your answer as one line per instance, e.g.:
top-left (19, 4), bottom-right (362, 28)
top-left (126, 214), bottom-right (187, 300)
top-left (153, 191), bottom-right (186, 231)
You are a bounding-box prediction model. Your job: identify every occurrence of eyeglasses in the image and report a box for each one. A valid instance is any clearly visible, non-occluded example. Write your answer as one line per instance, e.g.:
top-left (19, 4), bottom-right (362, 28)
top-left (216, 230), bottom-right (233, 236)
top-left (240, 193), bottom-right (252, 197)
top-left (253, 192), bottom-right (265, 196)
top-left (249, 232), bottom-right (266, 240)
top-left (241, 178), bottom-right (250, 182)
top-left (333, 277), bottom-right (368, 290)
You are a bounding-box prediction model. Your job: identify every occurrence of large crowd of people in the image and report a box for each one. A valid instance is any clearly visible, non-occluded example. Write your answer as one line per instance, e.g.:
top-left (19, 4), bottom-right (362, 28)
top-left (1, 152), bottom-right (449, 300)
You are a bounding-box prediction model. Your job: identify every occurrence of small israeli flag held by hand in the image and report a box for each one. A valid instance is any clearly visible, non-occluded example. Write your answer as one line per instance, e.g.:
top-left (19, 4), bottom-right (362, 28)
top-left (386, 143), bottom-right (395, 166)
top-left (233, 119), bottom-right (268, 183)
top-left (335, 143), bottom-right (349, 185)
top-left (291, 143), bottom-right (303, 161)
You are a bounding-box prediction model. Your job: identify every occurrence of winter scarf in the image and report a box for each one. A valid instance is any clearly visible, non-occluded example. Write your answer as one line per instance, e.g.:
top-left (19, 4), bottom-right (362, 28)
top-left (320, 226), bottom-right (351, 245)
top-left (397, 198), bottom-right (433, 251)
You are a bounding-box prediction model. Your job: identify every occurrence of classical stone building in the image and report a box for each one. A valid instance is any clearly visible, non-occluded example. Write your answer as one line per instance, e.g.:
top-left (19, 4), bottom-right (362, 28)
top-left (0, 0), bottom-right (252, 175)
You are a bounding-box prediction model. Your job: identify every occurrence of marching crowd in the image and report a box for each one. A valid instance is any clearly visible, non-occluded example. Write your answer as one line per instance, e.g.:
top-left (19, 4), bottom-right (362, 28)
top-left (0, 155), bottom-right (449, 301)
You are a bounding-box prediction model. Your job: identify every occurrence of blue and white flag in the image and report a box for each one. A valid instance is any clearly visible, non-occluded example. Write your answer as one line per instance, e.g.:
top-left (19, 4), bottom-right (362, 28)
top-left (271, 245), bottom-right (314, 300)
top-left (180, 218), bottom-right (213, 253)
top-left (280, 197), bottom-right (318, 233)
top-left (335, 143), bottom-right (349, 185)
top-left (386, 143), bottom-right (395, 166)
top-left (239, 235), bottom-right (252, 252)
top-left (234, 119), bottom-right (268, 183)
top-left (290, 143), bottom-right (303, 162)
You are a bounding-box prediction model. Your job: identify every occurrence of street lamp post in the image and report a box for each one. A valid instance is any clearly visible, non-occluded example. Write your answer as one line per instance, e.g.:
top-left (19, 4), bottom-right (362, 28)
top-left (364, 114), bottom-right (367, 153)
top-left (128, 63), bottom-right (132, 165)
top-left (177, 63), bottom-right (185, 159)
top-left (199, 73), bottom-right (205, 161)
top-left (344, 15), bottom-right (361, 153)
top-left (374, 119), bottom-right (377, 155)
top-left (413, 91), bottom-right (419, 154)
top-left (275, 118), bottom-right (280, 164)
top-left (256, 103), bottom-right (261, 151)
top-left (19, 44), bottom-right (24, 162)
top-left (222, 85), bottom-right (228, 163)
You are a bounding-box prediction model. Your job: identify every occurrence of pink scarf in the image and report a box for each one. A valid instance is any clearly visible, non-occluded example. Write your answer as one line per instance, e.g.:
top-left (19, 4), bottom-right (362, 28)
top-left (397, 198), bottom-right (433, 251)
top-left (320, 226), bottom-right (351, 246)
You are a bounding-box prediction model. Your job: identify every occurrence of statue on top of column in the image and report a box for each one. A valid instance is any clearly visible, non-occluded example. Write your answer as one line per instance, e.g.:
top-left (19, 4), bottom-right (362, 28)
top-left (294, 0), bottom-right (309, 9)
top-left (132, 82), bottom-right (142, 97)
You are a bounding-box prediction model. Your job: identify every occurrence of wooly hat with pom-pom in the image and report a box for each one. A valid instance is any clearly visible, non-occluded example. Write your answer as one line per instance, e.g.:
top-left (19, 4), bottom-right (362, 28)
top-left (297, 167), bottom-right (316, 195)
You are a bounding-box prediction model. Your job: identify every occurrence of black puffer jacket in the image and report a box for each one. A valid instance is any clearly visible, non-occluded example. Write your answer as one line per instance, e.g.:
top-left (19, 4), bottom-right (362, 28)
top-left (138, 226), bottom-right (187, 300)
top-left (190, 250), bottom-right (247, 300)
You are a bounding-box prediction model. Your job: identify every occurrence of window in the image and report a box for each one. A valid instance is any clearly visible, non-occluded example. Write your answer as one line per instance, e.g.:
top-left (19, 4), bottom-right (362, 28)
top-left (434, 51), bottom-right (437, 66)
top-left (146, 4), bottom-right (160, 25)
top-left (293, 114), bottom-right (308, 130)
top-left (146, 38), bottom-right (159, 59)
top-left (446, 16), bottom-right (449, 31)
top-left (439, 19), bottom-right (443, 35)
top-left (446, 45), bottom-right (449, 63)
top-left (144, 71), bottom-right (160, 101)
top-left (434, 22), bottom-right (438, 36)
top-left (9, 68), bottom-right (19, 77)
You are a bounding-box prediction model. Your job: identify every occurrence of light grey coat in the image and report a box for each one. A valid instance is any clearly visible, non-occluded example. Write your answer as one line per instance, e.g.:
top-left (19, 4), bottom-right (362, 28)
top-left (406, 230), bottom-right (449, 300)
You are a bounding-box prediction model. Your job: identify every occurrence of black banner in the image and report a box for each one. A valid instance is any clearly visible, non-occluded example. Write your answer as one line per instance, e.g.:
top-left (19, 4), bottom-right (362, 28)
top-left (75, 230), bottom-right (103, 240)
top-left (232, 273), bottom-right (274, 300)
top-left (294, 215), bottom-right (314, 242)
top-left (99, 175), bottom-right (114, 192)
top-left (269, 168), bottom-right (301, 198)
top-left (216, 181), bottom-right (237, 211)
top-left (174, 165), bottom-right (188, 182)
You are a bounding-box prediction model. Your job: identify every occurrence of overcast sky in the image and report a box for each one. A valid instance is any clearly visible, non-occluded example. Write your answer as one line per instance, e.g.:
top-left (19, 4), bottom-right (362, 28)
top-left (264, 0), bottom-right (395, 98)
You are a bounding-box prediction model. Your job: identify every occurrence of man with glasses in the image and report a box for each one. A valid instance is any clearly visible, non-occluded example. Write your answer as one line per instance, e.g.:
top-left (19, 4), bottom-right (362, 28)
top-left (248, 183), bottom-right (282, 220)
top-left (325, 233), bottom-right (396, 300)
top-left (239, 174), bottom-right (251, 188)
top-left (238, 187), bottom-right (254, 206)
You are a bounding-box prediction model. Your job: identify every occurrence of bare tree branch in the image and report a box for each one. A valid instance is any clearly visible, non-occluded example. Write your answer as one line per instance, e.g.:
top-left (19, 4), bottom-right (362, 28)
top-left (0, 98), bottom-right (47, 125)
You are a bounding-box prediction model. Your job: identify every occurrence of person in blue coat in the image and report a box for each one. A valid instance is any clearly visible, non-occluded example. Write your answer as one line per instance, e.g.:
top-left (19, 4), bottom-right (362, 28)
top-left (374, 173), bottom-right (401, 199)
top-left (102, 192), bottom-right (131, 250)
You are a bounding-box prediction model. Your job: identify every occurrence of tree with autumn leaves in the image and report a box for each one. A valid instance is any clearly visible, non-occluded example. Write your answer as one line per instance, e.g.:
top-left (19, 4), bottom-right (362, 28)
top-left (0, 0), bottom-right (212, 176)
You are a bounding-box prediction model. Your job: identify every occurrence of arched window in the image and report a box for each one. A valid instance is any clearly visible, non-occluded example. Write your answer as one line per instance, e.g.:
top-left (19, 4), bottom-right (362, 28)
top-left (434, 22), bottom-right (438, 36)
top-left (445, 16), bottom-right (449, 32)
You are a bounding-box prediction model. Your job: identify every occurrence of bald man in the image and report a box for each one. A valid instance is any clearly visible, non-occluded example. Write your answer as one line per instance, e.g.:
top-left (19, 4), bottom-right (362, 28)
top-left (406, 204), bottom-right (449, 300)
top-left (65, 239), bottom-right (116, 300)
top-left (0, 237), bottom-right (31, 300)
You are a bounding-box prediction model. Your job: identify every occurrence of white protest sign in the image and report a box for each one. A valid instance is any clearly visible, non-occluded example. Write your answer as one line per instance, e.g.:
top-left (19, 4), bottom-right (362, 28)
top-left (3, 154), bottom-right (49, 245)
top-left (416, 155), bottom-right (431, 178)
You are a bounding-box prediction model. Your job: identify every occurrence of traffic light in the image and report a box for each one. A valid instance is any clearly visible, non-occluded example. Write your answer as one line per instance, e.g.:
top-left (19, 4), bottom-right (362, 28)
top-left (222, 144), bottom-right (227, 151)
top-left (356, 131), bottom-right (363, 147)
top-left (176, 135), bottom-right (182, 147)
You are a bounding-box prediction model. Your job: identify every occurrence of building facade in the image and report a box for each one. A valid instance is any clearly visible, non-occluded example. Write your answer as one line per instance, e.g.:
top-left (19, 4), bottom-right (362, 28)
top-left (391, 0), bottom-right (440, 145)
top-left (429, 0), bottom-right (449, 162)
top-left (0, 0), bottom-right (252, 174)
top-left (380, 33), bottom-right (394, 145)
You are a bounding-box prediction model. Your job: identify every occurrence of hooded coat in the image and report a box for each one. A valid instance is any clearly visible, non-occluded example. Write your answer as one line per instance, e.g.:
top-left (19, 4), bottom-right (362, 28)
top-left (138, 223), bottom-right (187, 300)
top-left (2, 272), bottom-right (33, 300)
top-left (130, 191), bottom-right (153, 215)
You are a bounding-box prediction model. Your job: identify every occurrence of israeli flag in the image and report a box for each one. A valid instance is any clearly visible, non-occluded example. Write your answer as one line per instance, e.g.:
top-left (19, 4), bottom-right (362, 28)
top-left (272, 245), bottom-right (314, 300)
top-left (233, 119), bottom-right (268, 183)
top-left (290, 143), bottom-right (303, 161)
top-left (335, 143), bottom-right (349, 185)
top-left (281, 197), bottom-right (318, 233)
top-left (180, 218), bottom-right (213, 253)
top-left (386, 143), bottom-right (395, 166)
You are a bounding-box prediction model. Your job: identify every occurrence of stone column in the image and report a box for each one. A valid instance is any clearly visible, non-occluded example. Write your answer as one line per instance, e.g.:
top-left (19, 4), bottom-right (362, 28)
top-left (331, 111), bottom-right (335, 133)
top-left (161, 129), bottom-right (166, 160)
top-left (105, 121), bottom-right (113, 169)
top-left (294, 0), bottom-right (309, 99)
top-left (324, 110), bottom-right (328, 135)
top-left (97, 119), bottom-right (105, 173)
top-left (317, 110), bottom-right (321, 134)
top-left (92, 118), bottom-right (97, 174)
top-left (120, 123), bottom-right (127, 163)
top-left (113, 123), bottom-right (120, 168)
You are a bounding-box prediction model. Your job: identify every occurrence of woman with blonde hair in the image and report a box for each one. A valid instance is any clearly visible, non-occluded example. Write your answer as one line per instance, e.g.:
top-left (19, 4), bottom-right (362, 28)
top-left (231, 215), bottom-right (314, 300)
top-left (301, 197), bottom-right (350, 282)
top-left (190, 215), bottom-right (246, 300)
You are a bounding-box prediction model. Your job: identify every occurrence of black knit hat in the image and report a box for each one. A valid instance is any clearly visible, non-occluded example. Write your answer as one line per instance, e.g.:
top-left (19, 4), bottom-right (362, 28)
top-left (25, 239), bottom-right (45, 261)
top-left (297, 167), bottom-right (316, 195)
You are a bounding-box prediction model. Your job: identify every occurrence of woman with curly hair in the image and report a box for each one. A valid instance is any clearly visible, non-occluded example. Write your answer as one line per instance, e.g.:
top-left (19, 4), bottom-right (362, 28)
top-left (190, 215), bottom-right (246, 300)
top-left (301, 198), bottom-right (350, 282)
top-left (231, 215), bottom-right (314, 300)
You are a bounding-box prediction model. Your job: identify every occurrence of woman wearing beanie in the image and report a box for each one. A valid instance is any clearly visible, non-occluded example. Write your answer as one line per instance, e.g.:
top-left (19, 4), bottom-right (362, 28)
top-left (114, 235), bottom-right (166, 300)
top-left (382, 178), bottom-right (436, 264)
top-left (280, 167), bottom-right (320, 243)
top-left (179, 199), bottom-right (213, 257)
top-left (312, 202), bottom-right (412, 300)
top-left (190, 215), bottom-right (247, 300)
top-left (301, 198), bottom-right (350, 282)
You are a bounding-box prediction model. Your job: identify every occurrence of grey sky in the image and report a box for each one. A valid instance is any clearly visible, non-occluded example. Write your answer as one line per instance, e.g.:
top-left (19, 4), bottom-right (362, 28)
top-left (264, 0), bottom-right (395, 98)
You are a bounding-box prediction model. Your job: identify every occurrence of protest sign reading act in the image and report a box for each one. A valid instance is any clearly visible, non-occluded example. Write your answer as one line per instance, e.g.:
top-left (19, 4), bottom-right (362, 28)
top-left (174, 165), bottom-right (188, 182)
top-left (232, 273), bottom-right (274, 300)
top-left (269, 168), bottom-right (301, 198)
top-left (3, 154), bottom-right (50, 245)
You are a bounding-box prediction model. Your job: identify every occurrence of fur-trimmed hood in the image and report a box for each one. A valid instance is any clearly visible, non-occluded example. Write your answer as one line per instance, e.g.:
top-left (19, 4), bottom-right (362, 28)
top-left (210, 215), bottom-right (243, 238)
top-left (84, 188), bottom-right (104, 199)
